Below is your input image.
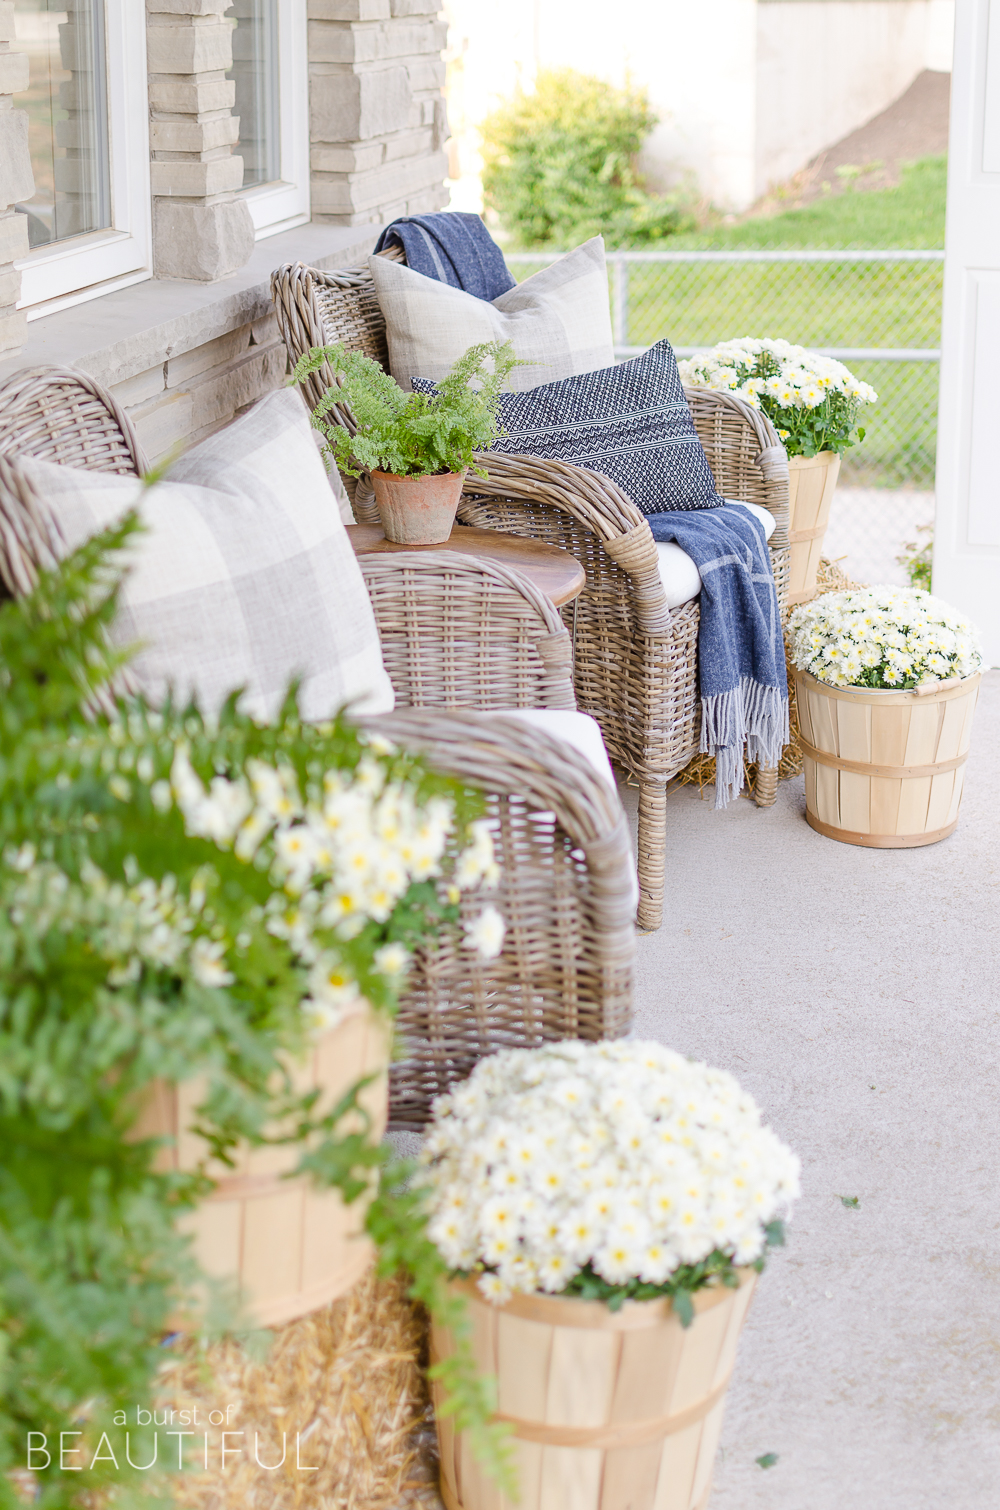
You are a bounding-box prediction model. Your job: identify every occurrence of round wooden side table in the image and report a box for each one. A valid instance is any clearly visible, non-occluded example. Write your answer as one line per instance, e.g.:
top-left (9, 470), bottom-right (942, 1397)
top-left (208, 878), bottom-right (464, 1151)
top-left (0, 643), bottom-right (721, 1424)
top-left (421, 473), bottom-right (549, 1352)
top-left (346, 523), bottom-right (586, 609)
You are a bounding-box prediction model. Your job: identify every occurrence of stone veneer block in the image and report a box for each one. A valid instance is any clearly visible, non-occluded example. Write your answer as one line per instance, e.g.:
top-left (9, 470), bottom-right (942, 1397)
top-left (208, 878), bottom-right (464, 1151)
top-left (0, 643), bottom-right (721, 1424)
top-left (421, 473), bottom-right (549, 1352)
top-left (165, 323), bottom-right (252, 386)
top-left (108, 364), bottom-right (168, 409)
top-left (390, 0), bottom-right (443, 13)
top-left (310, 142), bottom-right (384, 174)
top-left (310, 65), bottom-right (412, 141)
top-left (308, 17), bottom-right (445, 63)
top-left (147, 76), bottom-right (235, 114)
top-left (153, 197), bottom-right (255, 282)
top-left (311, 147), bottom-right (446, 215)
top-left (0, 1), bottom-right (15, 42)
top-left (0, 49), bottom-right (29, 93)
top-left (0, 266), bottom-right (19, 307)
top-left (0, 110), bottom-right (34, 208)
top-left (150, 157), bottom-right (245, 198)
top-left (146, 17), bottom-right (234, 75)
top-left (0, 305), bottom-right (28, 355)
top-left (148, 0), bottom-right (232, 13)
top-left (0, 210), bottom-right (29, 264)
top-left (150, 117), bottom-right (241, 154)
top-left (308, 0), bottom-right (390, 18)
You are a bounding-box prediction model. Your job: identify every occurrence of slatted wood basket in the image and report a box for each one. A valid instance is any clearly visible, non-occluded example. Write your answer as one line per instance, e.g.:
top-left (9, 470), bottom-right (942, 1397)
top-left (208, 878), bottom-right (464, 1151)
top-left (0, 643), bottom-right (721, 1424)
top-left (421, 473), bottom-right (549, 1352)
top-left (431, 1273), bottom-right (757, 1510)
top-left (135, 1005), bottom-right (389, 1328)
top-left (786, 452), bottom-right (841, 606)
top-left (794, 668), bottom-right (981, 847)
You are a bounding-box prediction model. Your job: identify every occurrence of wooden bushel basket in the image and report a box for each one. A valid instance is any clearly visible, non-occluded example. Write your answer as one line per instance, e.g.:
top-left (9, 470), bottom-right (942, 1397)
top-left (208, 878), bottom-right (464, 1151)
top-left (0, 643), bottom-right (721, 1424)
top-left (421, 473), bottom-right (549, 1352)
top-left (432, 1273), bottom-right (757, 1510)
top-left (135, 1005), bottom-right (389, 1328)
top-left (786, 452), bottom-right (841, 606)
top-left (793, 668), bottom-right (981, 847)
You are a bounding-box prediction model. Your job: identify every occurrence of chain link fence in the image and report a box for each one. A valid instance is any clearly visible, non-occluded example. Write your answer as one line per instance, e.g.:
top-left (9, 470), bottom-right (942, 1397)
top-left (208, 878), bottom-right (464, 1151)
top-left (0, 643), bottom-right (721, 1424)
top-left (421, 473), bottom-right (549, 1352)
top-left (507, 250), bottom-right (943, 584)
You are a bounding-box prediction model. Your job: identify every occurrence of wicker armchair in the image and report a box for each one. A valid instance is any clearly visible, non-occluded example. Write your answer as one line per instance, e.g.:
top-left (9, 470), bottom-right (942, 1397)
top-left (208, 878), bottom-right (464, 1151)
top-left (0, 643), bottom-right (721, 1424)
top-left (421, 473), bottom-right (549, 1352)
top-left (0, 364), bottom-right (634, 1127)
top-left (271, 259), bottom-right (791, 931)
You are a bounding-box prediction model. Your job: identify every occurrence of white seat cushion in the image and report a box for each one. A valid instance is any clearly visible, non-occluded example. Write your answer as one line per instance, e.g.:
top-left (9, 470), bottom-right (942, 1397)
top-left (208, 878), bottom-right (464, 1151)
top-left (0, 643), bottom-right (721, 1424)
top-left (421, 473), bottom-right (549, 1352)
top-left (655, 500), bottom-right (777, 609)
top-left (369, 237), bottom-right (615, 393)
top-left (19, 388), bottom-right (395, 722)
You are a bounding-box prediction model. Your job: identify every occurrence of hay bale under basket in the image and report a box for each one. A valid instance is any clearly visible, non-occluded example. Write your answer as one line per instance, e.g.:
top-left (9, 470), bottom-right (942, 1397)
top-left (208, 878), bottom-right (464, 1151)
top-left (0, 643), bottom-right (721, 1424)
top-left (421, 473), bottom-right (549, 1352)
top-left (155, 1268), bottom-right (440, 1510)
top-left (673, 557), bottom-right (865, 796)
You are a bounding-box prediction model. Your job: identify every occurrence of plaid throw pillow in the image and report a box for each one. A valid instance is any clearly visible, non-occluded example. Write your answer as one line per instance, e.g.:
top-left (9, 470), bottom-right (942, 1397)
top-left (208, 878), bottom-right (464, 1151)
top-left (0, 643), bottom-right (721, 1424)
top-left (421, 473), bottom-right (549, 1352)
top-left (17, 389), bottom-right (394, 721)
top-left (415, 339), bottom-right (723, 514)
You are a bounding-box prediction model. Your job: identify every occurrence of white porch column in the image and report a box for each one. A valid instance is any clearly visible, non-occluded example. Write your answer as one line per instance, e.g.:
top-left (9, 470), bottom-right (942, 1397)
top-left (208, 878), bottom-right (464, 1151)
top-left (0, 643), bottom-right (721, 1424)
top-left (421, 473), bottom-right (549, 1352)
top-left (935, 0), bottom-right (1000, 663)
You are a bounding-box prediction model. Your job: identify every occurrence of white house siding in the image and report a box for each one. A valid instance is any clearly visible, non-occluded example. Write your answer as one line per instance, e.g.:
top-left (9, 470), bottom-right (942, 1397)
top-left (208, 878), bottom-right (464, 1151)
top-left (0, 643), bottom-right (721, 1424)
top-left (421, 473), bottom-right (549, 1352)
top-left (755, 1), bottom-right (955, 199)
top-left (444, 0), bottom-right (954, 214)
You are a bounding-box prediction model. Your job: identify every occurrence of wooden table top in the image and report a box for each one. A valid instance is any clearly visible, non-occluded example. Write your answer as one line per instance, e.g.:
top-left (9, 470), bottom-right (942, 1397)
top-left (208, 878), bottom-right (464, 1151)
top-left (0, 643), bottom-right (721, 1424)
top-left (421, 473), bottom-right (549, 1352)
top-left (346, 523), bottom-right (586, 608)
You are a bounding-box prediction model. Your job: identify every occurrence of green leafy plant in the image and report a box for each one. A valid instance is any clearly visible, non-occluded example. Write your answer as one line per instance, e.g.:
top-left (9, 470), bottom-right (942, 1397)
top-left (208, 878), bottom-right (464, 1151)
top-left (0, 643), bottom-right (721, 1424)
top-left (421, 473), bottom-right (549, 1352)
top-left (290, 339), bottom-right (516, 479)
top-left (480, 68), bottom-right (694, 249)
top-left (0, 520), bottom-right (507, 1509)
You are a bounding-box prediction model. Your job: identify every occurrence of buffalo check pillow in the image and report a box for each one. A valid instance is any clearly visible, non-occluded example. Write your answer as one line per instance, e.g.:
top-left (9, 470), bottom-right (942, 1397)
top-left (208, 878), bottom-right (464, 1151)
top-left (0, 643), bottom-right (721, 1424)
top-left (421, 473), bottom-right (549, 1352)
top-left (414, 339), bottom-right (724, 514)
top-left (370, 236), bottom-right (615, 392)
top-left (16, 387), bottom-right (394, 721)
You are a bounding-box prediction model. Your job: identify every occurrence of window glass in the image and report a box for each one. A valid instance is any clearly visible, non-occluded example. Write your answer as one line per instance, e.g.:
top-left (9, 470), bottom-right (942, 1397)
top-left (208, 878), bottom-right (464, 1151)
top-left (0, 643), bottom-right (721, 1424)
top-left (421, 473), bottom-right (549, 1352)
top-left (13, 0), bottom-right (111, 250)
top-left (227, 0), bottom-right (280, 190)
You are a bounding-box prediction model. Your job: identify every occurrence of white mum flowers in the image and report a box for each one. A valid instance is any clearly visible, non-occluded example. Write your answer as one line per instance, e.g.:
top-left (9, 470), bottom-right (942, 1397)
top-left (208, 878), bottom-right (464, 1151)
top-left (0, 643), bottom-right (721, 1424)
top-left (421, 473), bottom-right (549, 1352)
top-left (679, 338), bottom-right (877, 458)
top-left (788, 586), bottom-right (982, 690)
top-left (420, 1041), bottom-right (800, 1305)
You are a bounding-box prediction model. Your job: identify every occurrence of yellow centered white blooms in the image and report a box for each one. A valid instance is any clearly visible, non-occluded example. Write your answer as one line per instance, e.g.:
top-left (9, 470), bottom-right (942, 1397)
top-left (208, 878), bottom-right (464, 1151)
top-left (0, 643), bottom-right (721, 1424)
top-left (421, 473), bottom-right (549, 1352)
top-left (420, 1041), bottom-right (800, 1304)
top-left (678, 338), bottom-right (878, 416)
top-left (788, 587), bottom-right (983, 691)
top-left (8, 739), bottom-right (507, 1029)
top-left (165, 744), bottom-right (505, 1026)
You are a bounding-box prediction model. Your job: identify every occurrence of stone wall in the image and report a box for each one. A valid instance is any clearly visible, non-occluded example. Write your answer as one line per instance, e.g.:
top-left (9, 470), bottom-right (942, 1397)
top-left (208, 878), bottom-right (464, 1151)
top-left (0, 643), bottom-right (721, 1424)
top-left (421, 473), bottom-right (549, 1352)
top-left (147, 0), bottom-right (255, 282)
top-left (309, 0), bottom-right (450, 224)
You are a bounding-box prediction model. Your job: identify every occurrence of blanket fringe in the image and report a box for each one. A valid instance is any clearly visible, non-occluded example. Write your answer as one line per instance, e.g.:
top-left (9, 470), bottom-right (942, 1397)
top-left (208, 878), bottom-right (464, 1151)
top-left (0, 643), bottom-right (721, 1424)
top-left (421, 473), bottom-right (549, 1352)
top-left (700, 677), bottom-right (790, 809)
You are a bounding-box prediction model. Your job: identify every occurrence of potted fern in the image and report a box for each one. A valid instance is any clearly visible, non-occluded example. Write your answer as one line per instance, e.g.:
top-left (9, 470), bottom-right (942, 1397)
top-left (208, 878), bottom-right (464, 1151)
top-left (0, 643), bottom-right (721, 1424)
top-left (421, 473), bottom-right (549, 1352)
top-left (291, 339), bottom-right (516, 545)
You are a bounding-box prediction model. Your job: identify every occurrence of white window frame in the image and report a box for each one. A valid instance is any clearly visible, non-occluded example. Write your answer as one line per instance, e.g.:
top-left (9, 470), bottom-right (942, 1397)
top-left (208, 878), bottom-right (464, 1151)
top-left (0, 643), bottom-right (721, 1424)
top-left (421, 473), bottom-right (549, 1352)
top-left (15, 0), bottom-right (152, 320)
top-left (239, 0), bottom-right (310, 240)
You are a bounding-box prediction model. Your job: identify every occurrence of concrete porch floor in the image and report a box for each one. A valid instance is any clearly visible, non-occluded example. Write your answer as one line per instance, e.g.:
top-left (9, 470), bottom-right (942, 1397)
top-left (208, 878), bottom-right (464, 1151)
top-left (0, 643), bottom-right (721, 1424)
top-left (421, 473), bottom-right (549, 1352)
top-left (617, 668), bottom-right (1000, 1510)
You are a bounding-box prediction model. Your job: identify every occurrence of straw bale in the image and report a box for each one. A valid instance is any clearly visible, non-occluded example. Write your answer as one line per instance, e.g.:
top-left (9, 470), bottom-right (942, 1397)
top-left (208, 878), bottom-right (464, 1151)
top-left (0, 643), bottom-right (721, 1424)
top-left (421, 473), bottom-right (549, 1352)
top-left (672, 557), bottom-right (866, 795)
top-left (153, 1268), bottom-right (440, 1510)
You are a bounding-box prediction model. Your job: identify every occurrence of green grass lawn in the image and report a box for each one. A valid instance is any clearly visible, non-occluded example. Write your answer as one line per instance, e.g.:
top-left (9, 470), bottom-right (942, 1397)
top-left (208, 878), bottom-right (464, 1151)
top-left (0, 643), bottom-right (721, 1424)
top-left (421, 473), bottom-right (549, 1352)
top-left (508, 157), bottom-right (947, 487)
top-left (668, 156), bottom-right (947, 251)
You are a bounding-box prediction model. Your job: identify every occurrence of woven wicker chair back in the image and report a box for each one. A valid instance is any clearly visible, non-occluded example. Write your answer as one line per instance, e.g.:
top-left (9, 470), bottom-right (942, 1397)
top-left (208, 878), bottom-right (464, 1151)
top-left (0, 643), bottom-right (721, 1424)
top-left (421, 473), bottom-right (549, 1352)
top-left (0, 366), bottom-right (146, 477)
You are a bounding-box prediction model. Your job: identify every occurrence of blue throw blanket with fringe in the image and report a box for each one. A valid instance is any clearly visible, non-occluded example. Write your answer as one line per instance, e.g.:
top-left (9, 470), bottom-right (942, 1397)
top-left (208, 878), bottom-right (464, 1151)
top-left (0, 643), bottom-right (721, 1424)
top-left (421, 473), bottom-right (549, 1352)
top-left (645, 506), bottom-right (788, 808)
top-left (373, 212), bottom-right (515, 302)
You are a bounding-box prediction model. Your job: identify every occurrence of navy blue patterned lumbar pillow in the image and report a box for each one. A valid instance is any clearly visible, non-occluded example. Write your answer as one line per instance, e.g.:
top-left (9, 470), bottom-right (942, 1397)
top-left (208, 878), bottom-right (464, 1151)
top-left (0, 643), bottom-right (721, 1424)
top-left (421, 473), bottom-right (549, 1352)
top-left (412, 339), bottom-right (724, 514)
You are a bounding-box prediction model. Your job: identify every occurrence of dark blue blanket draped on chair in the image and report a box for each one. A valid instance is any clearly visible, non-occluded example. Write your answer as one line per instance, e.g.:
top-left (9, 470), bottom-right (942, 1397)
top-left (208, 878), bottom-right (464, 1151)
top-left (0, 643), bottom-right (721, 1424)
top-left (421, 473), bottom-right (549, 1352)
top-left (372, 212), bottom-right (515, 302)
top-left (644, 505), bottom-right (789, 808)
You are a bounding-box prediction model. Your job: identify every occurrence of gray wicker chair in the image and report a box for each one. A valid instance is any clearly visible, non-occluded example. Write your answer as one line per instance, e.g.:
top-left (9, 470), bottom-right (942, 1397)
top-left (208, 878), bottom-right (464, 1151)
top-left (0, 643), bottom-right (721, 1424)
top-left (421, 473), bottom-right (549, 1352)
top-left (0, 364), bottom-right (635, 1128)
top-left (270, 257), bottom-right (791, 932)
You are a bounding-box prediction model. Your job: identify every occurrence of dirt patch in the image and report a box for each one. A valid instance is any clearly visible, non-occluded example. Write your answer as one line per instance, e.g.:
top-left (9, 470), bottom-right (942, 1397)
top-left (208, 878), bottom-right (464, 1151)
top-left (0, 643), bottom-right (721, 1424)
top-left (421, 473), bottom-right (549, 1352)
top-left (751, 69), bottom-right (950, 216)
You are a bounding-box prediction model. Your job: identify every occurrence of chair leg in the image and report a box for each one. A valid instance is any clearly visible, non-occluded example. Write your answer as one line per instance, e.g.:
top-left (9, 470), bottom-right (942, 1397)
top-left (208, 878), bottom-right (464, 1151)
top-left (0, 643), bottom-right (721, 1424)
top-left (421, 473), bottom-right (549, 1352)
top-left (636, 779), bottom-right (667, 932)
top-left (755, 764), bottom-right (779, 807)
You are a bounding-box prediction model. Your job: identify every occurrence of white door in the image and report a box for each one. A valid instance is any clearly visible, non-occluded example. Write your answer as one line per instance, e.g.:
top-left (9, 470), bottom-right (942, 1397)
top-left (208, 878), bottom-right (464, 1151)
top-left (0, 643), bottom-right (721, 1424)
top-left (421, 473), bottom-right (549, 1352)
top-left (935, 0), bottom-right (1000, 663)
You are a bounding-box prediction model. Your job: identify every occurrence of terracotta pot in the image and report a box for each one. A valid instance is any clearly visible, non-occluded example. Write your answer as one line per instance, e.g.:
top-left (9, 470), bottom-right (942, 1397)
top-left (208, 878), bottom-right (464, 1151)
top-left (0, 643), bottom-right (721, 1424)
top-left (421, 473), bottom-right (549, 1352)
top-left (431, 1272), bottom-right (757, 1510)
top-left (371, 468), bottom-right (467, 545)
top-left (794, 667), bottom-right (981, 847)
top-left (132, 1005), bottom-right (389, 1328)
top-left (786, 451), bottom-right (841, 606)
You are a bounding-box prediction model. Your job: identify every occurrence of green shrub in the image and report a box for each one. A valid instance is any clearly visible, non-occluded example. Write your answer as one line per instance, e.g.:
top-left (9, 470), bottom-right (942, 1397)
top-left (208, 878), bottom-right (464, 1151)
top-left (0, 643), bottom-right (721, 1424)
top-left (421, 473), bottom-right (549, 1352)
top-left (480, 69), bottom-right (692, 249)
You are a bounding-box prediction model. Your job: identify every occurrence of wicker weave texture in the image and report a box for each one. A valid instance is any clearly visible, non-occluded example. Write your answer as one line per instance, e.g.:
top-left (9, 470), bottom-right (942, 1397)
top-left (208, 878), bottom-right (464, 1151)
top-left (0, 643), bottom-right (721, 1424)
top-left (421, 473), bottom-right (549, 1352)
top-left (0, 365), bottom-right (146, 476)
top-left (359, 551), bottom-right (576, 713)
top-left (0, 365), bottom-right (634, 1121)
top-left (268, 258), bottom-right (792, 929)
top-left (366, 709), bottom-right (634, 1128)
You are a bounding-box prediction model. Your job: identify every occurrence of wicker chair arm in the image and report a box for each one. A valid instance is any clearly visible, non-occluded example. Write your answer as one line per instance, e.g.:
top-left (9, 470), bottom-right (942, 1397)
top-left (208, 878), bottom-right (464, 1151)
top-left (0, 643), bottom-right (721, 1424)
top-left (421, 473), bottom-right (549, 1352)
top-left (362, 707), bottom-right (637, 945)
top-left (358, 550), bottom-right (576, 711)
top-left (462, 453), bottom-right (673, 638)
top-left (683, 385), bottom-right (790, 549)
top-left (0, 364), bottom-right (147, 477)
